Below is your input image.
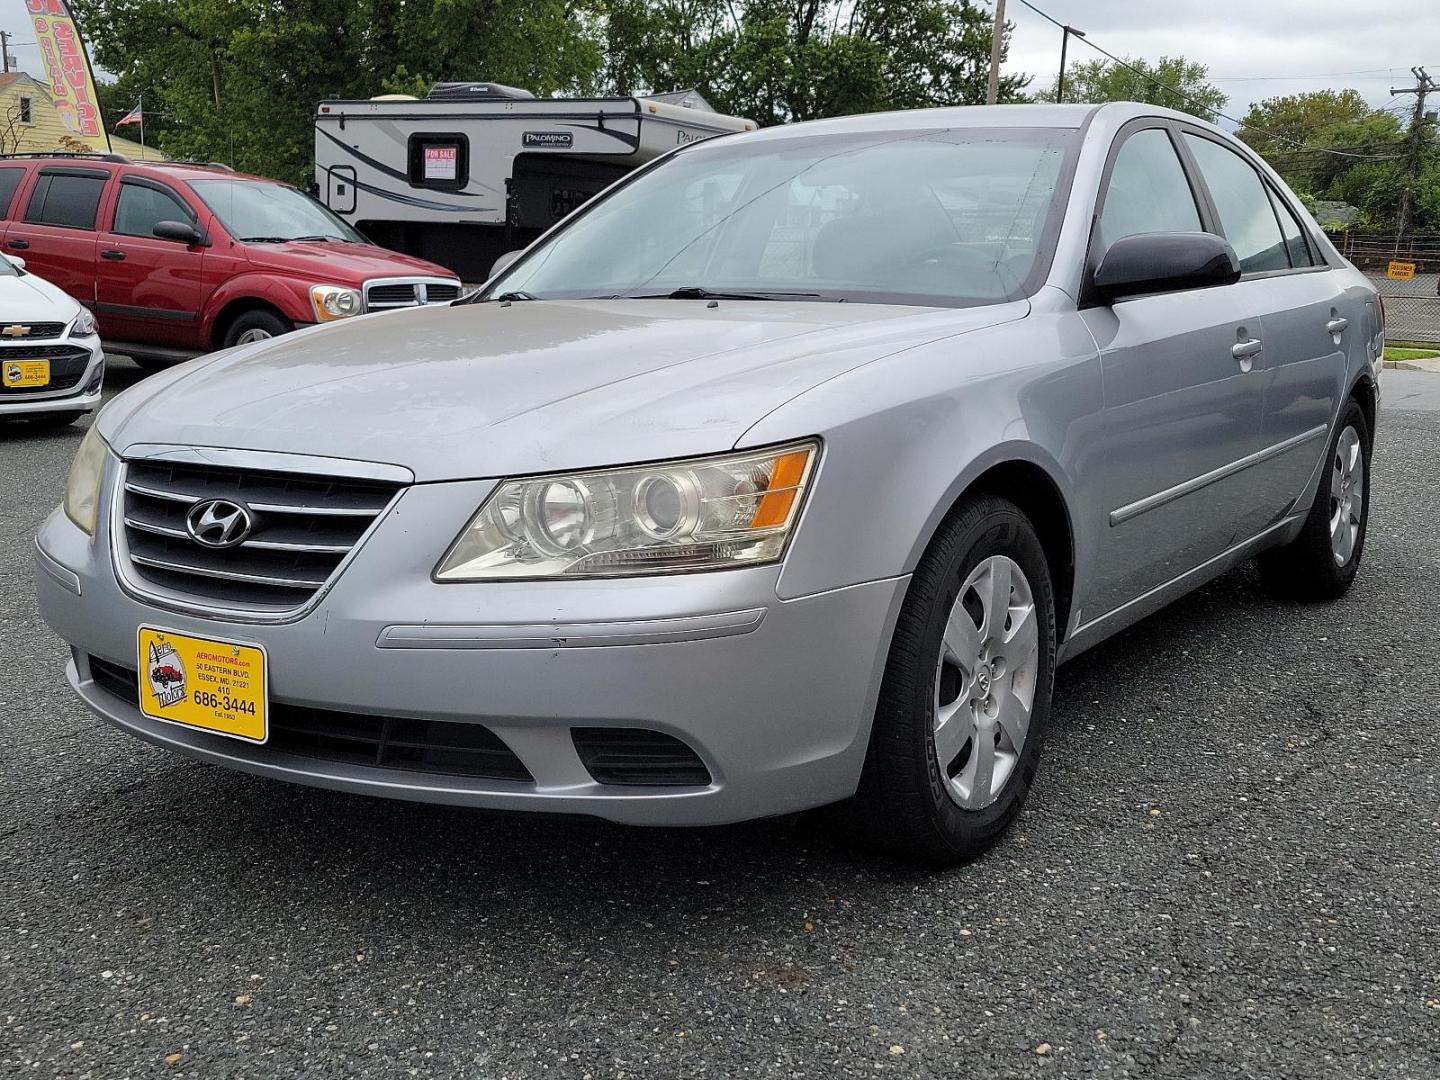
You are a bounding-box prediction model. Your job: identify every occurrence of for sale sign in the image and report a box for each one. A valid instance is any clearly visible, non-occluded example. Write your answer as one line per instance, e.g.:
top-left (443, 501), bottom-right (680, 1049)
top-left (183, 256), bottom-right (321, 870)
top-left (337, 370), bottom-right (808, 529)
top-left (1387, 260), bottom-right (1417, 280)
top-left (423, 145), bottom-right (458, 182)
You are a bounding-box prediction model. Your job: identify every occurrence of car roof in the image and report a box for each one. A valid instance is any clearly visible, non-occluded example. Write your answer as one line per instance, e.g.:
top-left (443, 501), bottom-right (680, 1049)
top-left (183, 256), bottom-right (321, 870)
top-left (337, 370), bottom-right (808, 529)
top-left (707, 102), bottom-right (1227, 145)
top-left (0, 154), bottom-right (282, 186)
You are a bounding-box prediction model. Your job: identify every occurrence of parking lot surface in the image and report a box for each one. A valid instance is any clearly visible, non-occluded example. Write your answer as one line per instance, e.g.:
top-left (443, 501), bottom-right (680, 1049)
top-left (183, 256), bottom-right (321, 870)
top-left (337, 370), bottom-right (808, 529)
top-left (3, 363), bottom-right (1438, 1079)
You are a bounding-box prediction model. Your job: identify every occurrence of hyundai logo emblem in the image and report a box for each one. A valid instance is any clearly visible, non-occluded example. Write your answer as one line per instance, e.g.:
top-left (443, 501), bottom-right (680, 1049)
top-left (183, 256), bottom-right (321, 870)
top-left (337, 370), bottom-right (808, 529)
top-left (185, 499), bottom-right (254, 549)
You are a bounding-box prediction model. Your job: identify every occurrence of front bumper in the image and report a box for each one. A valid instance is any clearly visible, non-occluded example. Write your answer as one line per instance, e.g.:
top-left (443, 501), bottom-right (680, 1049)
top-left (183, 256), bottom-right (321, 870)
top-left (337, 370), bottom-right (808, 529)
top-left (0, 340), bottom-right (104, 417)
top-left (34, 466), bottom-right (907, 825)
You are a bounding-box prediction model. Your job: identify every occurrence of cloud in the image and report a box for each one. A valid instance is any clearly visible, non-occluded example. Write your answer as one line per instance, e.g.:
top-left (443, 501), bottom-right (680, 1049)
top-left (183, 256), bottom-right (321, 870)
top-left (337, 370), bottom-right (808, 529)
top-left (1002, 0), bottom-right (1439, 118)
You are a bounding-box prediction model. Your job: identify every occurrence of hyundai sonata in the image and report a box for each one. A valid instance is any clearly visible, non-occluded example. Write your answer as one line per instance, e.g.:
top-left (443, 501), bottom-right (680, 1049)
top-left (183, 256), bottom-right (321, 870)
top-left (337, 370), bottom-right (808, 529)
top-left (34, 103), bottom-right (1380, 863)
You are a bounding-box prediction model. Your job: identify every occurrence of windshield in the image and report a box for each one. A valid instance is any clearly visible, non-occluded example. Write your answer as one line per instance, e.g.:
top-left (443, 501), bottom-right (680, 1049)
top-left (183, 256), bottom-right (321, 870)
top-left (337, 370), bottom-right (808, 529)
top-left (0, 255), bottom-right (19, 277)
top-left (484, 127), bottom-right (1077, 307)
top-left (189, 179), bottom-right (366, 243)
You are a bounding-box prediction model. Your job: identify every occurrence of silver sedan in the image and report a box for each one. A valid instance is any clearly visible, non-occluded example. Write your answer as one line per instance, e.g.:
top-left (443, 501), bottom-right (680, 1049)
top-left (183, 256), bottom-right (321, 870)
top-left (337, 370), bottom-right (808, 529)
top-left (35, 103), bottom-right (1380, 863)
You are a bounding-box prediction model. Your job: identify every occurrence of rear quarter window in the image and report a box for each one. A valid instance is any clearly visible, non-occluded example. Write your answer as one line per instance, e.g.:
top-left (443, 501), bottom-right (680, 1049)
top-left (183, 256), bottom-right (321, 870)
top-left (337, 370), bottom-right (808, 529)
top-left (0, 167), bottom-right (27, 219)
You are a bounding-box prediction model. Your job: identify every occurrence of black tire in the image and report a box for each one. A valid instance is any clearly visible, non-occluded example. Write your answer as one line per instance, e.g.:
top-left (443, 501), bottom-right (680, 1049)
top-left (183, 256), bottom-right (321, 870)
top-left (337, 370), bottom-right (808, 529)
top-left (1258, 398), bottom-right (1370, 601)
top-left (840, 494), bottom-right (1057, 865)
top-left (222, 309), bottom-right (293, 349)
top-left (24, 410), bottom-right (84, 428)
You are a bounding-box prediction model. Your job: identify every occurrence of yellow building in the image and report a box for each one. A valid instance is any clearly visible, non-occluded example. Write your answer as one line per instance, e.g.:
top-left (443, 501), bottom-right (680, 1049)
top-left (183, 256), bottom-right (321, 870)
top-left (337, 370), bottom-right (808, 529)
top-left (0, 71), bottom-right (166, 160)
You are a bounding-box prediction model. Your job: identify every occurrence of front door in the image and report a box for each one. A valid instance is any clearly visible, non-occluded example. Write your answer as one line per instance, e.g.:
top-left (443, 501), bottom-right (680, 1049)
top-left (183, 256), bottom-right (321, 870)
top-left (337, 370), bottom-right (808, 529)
top-left (94, 177), bottom-right (206, 349)
top-left (1080, 125), bottom-right (1270, 618)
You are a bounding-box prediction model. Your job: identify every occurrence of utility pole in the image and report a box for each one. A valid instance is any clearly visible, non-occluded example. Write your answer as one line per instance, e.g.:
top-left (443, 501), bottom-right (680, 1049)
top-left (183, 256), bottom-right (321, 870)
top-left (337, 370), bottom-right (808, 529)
top-left (1, 32), bottom-right (12, 75)
top-left (985, 0), bottom-right (1007, 105)
top-left (1391, 66), bottom-right (1437, 243)
top-left (1056, 25), bottom-right (1085, 104)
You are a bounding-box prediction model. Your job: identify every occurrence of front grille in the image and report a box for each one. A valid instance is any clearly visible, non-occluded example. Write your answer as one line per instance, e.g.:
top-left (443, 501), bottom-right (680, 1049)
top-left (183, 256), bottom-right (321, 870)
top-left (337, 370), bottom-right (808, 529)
top-left (87, 657), bottom-right (533, 782)
top-left (572, 728), bottom-right (712, 787)
top-left (365, 283), bottom-right (419, 308)
top-left (120, 459), bottom-right (402, 613)
top-left (363, 279), bottom-right (463, 311)
top-left (0, 344), bottom-right (91, 395)
top-left (0, 321), bottom-right (66, 339)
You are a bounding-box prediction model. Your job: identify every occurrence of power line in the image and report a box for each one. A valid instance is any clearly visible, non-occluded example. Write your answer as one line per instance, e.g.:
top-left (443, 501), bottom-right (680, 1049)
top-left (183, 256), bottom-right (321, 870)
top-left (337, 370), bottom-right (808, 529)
top-left (1209, 65), bottom-right (1440, 81)
top-left (1012, 0), bottom-right (1404, 161)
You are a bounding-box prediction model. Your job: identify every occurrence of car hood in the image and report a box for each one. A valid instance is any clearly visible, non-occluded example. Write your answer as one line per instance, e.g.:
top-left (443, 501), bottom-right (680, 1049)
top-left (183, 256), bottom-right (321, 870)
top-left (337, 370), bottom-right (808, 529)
top-left (100, 299), bottom-right (1027, 482)
top-left (0, 271), bottom-right (80, 322)
top-left (240, 240), bottom-right (457, 283)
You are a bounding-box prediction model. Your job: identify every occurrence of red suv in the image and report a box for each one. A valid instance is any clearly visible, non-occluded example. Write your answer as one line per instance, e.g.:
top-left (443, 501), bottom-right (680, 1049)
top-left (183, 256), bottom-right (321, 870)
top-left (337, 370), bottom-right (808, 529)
top-left (0, 154), bottom-right (461, 369)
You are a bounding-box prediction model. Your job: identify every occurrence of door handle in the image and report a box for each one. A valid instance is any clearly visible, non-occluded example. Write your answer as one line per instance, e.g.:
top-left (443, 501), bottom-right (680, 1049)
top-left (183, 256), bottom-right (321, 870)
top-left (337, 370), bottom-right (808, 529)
top-left (1231, 338), bottom-right (1263, 360)
top-left (7, 239), bottom-right (29, 250)
top-left (1326, 317), bottom-right (1348, 334)
top-left (100, 249), bottom-right (126, 261)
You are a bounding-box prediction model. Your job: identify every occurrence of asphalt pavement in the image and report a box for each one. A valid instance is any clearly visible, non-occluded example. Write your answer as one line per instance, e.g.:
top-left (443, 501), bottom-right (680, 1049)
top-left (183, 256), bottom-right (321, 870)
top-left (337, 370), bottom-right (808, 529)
top-left (2, 361), bottom-right (1439, 1079)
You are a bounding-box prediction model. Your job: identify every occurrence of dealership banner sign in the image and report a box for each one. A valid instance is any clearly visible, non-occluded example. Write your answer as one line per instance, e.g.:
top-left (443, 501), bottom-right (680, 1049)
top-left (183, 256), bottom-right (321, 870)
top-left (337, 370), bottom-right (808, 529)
top-left (26, 0), bottom-right (111, 153)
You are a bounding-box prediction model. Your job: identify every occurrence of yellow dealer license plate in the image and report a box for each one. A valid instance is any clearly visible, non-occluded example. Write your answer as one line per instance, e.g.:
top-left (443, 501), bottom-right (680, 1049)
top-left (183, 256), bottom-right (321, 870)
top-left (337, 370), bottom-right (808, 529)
top-left (136, 627), bottom-right (268, 744)
top-left (2, 359), bottom-right (49, 388)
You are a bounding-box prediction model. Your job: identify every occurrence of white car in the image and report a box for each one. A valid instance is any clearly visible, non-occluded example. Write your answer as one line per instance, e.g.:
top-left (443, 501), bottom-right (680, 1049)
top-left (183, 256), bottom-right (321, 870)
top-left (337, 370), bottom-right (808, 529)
top-left (0, 255), bottom-right (104, 428)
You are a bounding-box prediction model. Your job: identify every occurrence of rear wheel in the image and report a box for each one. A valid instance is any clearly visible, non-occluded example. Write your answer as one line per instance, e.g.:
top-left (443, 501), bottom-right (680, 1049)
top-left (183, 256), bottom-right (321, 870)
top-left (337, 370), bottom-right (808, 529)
top-left (1258, 398), bottom-right (1370, 601)
top-left (841, 494), bottom-right (1056, 865)
top-left (223, 309), bottom-right (293, 349)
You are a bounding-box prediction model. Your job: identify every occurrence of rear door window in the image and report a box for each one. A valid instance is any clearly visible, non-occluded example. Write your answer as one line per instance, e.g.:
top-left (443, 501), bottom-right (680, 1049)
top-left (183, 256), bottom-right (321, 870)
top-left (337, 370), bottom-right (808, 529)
top-left (1181, 135), bottom-right (1288, 274)
top-left (0, 167), bottom-right (27, 219)
top-left (1099, 128), bottom-right (1203, 247)
top-left (25, 171), bottom-right (108, 230)
top-left (113, 181), bottom-right (197, 238)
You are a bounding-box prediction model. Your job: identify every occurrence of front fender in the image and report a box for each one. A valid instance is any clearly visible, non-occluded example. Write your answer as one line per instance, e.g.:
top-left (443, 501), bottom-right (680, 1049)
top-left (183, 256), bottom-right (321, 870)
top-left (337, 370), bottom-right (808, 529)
top-left (200, 274), bottom-right (317, 343)
top-left (742, 310), bottom-right (1104, 604)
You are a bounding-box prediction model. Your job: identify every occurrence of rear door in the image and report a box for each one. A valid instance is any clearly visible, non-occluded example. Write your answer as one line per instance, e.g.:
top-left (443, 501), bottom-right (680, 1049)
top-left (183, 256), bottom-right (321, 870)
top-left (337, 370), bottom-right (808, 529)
top-left (1178, 132), bottom-right (1347, 525)
top-left (94, 175), bottom-right (206, 349)
top-left (0, 164), bottom-right (31, 250)
top-left (4, 166), bottom-right (111, 304)
top-left (1080, 123), bottom-right (1272, 619)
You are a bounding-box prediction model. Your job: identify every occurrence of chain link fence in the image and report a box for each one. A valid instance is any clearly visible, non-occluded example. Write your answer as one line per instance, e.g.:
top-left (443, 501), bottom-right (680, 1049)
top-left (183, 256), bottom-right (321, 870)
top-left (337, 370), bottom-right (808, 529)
top-left (1331, 232), bottom-right (1440, 345)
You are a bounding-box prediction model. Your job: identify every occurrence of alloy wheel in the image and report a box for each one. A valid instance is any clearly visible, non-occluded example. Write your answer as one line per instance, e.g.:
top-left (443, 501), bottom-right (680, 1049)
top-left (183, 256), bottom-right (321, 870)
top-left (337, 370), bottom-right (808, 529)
top-left (1329, 424), bottom-right (1364, 567)
top-left (934, 555), bottom-right (1039, 810)
top-left (236, 328), bottom-right (274, 345)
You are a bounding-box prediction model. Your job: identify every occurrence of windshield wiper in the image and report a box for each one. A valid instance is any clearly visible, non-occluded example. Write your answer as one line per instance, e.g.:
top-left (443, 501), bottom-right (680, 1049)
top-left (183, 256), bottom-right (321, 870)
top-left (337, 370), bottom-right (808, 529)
top-left (623, 286), bottom-right (835, 301)
top-left (237, 236), bottom-right (289, 243)
top-left (486, 290), bottom-right (539, 302)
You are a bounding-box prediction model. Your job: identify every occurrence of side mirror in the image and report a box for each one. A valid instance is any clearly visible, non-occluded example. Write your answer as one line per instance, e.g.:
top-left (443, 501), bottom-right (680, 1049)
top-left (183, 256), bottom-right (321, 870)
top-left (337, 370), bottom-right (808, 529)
top-left (6, 254), bottom-right (24, 271)
top-left (1091, 232), bottom-right (1240, 304)
top-left (153, 220), bottom-right (206, 246)
top-left (489, 249), bottom-right (524, 279)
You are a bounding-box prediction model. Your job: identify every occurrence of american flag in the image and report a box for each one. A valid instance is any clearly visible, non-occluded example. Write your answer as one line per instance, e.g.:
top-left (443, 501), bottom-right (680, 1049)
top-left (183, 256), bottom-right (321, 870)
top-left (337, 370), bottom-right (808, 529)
top-left (115, 103), bottom-right (142, 127)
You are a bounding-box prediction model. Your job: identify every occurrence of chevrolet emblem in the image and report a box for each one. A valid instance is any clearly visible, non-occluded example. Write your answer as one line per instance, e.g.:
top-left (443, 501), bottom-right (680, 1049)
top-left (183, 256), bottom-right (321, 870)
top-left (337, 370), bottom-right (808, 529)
top-left (1, 325), bottom-right (30, 338)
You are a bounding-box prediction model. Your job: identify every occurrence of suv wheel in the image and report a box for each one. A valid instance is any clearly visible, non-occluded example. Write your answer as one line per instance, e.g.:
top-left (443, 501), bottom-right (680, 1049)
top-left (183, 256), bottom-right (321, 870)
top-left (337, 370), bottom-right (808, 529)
top-left (224, 309), bottom-right (293, 349)
top-left (840, 494), bottom-right (1056, 865)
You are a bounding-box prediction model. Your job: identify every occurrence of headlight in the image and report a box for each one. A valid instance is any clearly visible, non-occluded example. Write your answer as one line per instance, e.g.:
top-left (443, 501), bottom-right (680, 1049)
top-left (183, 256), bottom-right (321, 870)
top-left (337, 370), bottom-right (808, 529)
top-left (310, 284), bottom-right (362, 321)
top-left (72, 307), bottom-right (97, 336)
top-left (435, 441), bottom-right (818, 581)
top-left (64, 425), bottom-right (109, 535)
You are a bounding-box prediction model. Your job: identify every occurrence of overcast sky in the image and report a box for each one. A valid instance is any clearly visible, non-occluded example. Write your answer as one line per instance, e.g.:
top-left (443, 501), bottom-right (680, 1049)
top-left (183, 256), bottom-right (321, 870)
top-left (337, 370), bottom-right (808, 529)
top-left (0, 0), bottom-right (1435, 128)
top-left (1003, 0), bottom-right (1439, 125)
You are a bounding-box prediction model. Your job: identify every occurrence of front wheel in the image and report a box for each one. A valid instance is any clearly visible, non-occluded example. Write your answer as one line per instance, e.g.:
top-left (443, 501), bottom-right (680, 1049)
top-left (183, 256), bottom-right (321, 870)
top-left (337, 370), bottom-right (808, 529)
top-left (841, 494), bottom-right (1057, 865)
top-left (1258, 398), bottom-right (1370, 601)
top-left (223, 309), bottom-right (293, 349)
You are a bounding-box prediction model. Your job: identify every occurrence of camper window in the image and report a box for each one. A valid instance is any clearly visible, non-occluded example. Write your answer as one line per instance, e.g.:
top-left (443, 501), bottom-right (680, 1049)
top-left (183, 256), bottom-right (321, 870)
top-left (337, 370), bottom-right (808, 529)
top-left (408, 134), bottom-right (469, 191)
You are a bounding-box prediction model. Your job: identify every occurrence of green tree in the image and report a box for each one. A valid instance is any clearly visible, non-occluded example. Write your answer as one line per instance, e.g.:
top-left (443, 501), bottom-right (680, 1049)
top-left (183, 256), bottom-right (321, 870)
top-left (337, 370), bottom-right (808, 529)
top-left (1036, 55), bottom-right (1226, 122)
top-left (605, 0), bottom-right (1027, 126)
top-left (72, 0), bottom-right (605, 182)
top-left (1236, 90), bottom-right (1403, 197)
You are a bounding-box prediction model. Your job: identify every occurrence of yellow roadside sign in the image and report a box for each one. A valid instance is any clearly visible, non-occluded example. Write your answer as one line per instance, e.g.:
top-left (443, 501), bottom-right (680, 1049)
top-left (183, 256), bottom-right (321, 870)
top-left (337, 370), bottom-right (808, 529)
top-left (1387, 260), bottom-right (1417, 280)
